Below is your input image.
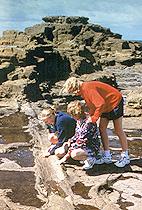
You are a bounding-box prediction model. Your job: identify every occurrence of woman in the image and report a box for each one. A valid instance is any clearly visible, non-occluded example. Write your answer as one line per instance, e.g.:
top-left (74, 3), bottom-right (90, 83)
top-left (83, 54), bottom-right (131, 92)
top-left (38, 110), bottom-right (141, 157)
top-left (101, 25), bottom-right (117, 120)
top-left (41, 106), bottom-right (76, 156)
top-left (60, 77), bottom-right (130, 168)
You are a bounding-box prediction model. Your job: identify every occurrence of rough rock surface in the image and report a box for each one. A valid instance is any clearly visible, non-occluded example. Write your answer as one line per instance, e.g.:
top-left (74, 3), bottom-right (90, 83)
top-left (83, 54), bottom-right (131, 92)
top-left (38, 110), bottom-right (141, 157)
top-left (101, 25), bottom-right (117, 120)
top-left (0, 16), bottom-right (141, 116)
top-left (0, 16), bottom-right (141, 209)
top-left (0, 96), bottom-right (141, 210)
top-left (31, 101), bottom-right (142, 210)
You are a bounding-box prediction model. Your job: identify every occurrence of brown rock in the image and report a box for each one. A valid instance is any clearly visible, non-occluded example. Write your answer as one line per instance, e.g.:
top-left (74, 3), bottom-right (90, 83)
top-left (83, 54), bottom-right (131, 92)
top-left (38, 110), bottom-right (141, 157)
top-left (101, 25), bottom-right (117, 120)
top-left (0, 62), bottom-right (15, 84)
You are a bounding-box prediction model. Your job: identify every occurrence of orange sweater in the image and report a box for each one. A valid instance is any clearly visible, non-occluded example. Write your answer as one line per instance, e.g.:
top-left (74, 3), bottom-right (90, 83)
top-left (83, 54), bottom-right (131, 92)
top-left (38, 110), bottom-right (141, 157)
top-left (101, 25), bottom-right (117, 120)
top-left (80, 81), bottom-right (122, 123)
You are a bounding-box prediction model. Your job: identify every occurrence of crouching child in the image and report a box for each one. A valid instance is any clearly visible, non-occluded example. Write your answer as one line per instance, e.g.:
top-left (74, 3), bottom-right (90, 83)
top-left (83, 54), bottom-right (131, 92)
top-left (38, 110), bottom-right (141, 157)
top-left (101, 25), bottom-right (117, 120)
top-left (40, 106), bottom-right (76, 157)
top-left (58, 100), bottom-right (103, 170)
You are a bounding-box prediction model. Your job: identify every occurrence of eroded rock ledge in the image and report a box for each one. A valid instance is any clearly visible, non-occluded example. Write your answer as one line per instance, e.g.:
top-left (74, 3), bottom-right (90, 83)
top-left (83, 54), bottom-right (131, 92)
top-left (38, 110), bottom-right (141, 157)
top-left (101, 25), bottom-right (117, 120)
top-left (0, 99), bottom-right (141, 210)
top-left (27, 102), bottom-right (142, 210)
top-left (0, 16), bottom-right (141, 117)
top-left (0, 16), bottom-right (141, 209)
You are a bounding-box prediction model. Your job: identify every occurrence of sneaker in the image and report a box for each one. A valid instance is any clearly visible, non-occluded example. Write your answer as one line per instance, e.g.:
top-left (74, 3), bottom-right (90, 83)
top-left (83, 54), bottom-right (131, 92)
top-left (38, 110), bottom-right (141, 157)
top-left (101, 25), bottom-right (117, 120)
top-left (103, 155), bottom-right (112, 164)
top-left (93, 158), bottom-right (105, 165)
top-left (114, 156), bottom-right (130, 168)
top-left (82, 158), bottom-right (96, 170)
top-left (85, 155), bottom-right (112, 165)
top-left (79, 160), bottom-right (85, 165)
top-left (97, 154), bottom-right (112, 164)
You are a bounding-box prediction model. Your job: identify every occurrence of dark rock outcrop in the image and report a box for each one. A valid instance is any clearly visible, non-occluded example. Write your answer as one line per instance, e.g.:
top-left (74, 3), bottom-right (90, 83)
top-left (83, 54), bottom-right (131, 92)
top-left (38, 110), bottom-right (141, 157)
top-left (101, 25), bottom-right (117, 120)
top-left (0, 16), bottom-right (141, 114)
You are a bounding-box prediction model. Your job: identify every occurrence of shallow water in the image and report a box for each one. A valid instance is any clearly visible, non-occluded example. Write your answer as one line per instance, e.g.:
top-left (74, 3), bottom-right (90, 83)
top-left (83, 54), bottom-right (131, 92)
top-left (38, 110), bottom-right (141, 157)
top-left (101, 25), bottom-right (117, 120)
top-left (0, 112), bottom-right (32, 144)
top-left (0, 112), bottom-right (44, 208)
top-left (0, 112), bottom-right (142, 208)
top-left (0, 170), bottom-right (44, 207)
top-left (0, 148), bottom-right (34, 167)
top-left (71, 182), bottom-right (91, 199)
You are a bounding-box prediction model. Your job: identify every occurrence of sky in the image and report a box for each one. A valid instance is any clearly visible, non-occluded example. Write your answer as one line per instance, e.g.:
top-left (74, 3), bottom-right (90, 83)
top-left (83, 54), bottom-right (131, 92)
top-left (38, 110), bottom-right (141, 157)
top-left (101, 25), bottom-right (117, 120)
top-left (0, 0), bottom-right (142, 40)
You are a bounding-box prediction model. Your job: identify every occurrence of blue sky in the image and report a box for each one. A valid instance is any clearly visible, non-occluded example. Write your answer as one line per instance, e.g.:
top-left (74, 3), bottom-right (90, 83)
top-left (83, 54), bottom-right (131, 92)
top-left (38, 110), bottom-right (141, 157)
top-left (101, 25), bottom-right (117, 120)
top-left (0, 0), bottom-right (142, 40)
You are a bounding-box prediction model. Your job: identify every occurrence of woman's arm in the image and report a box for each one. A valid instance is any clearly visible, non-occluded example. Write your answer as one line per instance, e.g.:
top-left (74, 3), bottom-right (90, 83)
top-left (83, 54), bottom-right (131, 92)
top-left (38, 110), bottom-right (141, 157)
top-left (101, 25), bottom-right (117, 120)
top-left (87, 89), bottom-right (105, 123)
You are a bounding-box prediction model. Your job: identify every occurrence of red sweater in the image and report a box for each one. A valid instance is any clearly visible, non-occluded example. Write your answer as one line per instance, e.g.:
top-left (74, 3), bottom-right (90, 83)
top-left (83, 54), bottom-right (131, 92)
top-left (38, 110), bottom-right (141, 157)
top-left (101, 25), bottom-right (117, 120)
top-left (80, 81), bottom-right (122, 123)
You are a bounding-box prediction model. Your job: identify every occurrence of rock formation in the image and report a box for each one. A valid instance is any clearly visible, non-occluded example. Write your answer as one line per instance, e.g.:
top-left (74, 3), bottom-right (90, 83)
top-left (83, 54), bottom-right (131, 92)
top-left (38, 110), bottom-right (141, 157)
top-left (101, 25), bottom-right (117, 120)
top-left (0, 16), bottom-right (142, 210)
top-left (0, 16), bottom-right (141, 115)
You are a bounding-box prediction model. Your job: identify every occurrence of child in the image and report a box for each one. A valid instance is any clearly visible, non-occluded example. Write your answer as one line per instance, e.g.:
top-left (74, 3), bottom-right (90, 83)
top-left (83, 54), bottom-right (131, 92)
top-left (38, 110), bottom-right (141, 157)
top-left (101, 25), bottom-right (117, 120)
top-left (60, 77), bottom-right (130, 168)
top-left (58, 100), bottom-right (103, 170)
top-left (40, 106), bottom-right (76, 157)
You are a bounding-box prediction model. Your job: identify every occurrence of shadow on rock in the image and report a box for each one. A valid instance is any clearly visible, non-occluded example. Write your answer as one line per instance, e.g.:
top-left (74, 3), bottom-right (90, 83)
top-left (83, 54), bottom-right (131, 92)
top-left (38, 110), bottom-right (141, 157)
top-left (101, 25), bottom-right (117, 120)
top-left (63, 158), bottom-right (142, 175)
top-left (86, 158), bottom-right (142, 176)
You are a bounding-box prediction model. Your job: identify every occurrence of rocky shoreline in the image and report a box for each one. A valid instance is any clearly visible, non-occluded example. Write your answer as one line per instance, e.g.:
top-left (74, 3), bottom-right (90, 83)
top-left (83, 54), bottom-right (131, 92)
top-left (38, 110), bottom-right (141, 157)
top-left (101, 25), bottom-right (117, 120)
top-left (0, 16), bottom-right (142, 209)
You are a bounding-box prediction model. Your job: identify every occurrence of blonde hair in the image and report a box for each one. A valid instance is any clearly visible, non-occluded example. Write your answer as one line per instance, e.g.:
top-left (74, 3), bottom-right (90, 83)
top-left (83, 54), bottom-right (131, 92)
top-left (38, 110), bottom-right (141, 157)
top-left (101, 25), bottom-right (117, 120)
top-left (40, 106), bottom-right (56, 119)
top-left (67, 100), bottom-right (85, 118)
top-left (61, 77), bottom-right (81, 94)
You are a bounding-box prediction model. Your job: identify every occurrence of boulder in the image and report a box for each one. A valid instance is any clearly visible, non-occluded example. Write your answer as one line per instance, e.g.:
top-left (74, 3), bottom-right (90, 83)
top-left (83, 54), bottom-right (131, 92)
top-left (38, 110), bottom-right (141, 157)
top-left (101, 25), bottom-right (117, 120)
top-left (0, 79), bottom-right (42, 101)
top-left (125, 87), bottom-right (142, 116)
top-left (0, 15), bottom-right (141, 108)
top-left (126, 87), bottom-right (142, 109)
top-left (8, 65), bottom-right (37, 81)
top-left (42, 16), bottom-right (89, 24)
top-left (0, 62), bottom-right (15, 84)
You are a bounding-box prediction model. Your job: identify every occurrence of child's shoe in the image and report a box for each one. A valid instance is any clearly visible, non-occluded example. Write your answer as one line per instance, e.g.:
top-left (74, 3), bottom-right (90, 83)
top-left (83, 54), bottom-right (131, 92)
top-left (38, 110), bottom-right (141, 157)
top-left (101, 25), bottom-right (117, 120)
top-left (82, 158), bottom-right (96, 170)
top-left (79, 160), bottom-right (85, 165)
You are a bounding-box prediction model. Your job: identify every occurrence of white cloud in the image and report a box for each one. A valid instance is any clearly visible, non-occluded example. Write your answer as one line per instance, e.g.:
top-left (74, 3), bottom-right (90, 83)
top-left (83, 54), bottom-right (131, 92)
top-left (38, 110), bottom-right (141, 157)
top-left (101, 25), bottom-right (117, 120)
top-left (0, 0), bottom-right (141, 40)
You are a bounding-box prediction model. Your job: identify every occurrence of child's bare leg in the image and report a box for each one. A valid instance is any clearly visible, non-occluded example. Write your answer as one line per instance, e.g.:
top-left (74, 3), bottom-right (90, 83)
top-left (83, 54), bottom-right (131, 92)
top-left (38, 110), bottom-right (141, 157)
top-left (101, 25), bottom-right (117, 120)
top-left (55, 142), bottom-right (69, 158)
top-left (71, 148), bottom-right (87, 161)
top-left (58, 152), bottom-right (71, 164)
top-left (55, 146), bottom-right (66, 158)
